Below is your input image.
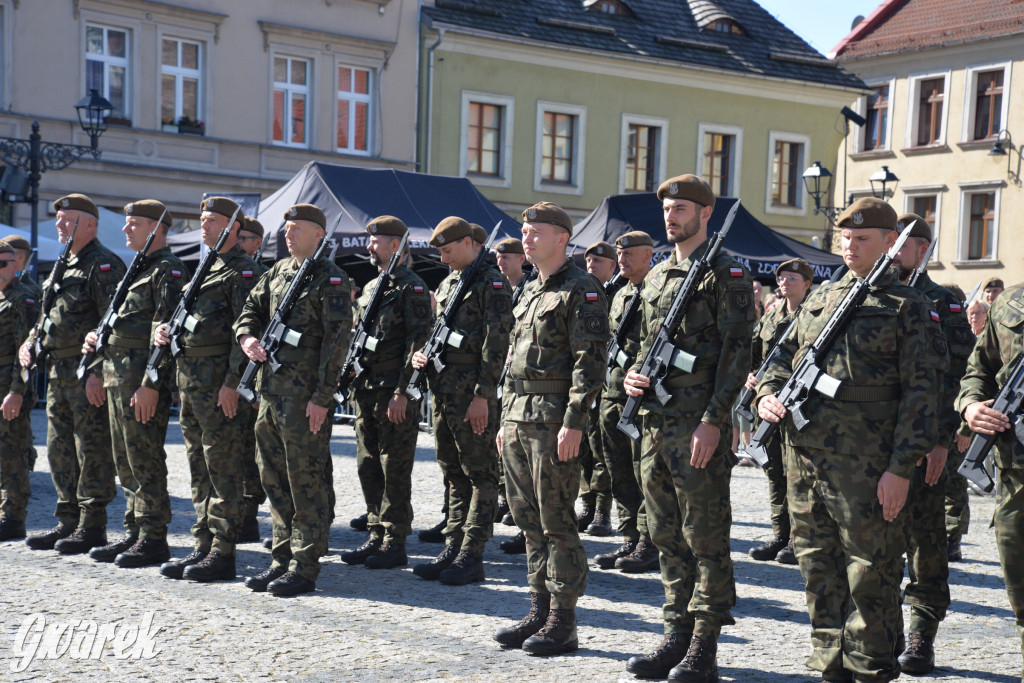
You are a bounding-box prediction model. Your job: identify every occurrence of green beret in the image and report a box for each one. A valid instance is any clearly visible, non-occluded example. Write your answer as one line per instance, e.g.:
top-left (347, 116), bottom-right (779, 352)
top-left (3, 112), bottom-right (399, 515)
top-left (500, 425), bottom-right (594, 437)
top-left (495, 238), bottom-right (524, 255)
top-left (470, 223), bottom-right (488, 244)
top-left (241, 216), bottom-right (264, 238)
top-left (896, 213), bottom-right (931, 242)
top-left (837, 197), bottom-right (896, 230)
top-left (365, 215), bottom-right (407, 237)
top-left (523, 201), bottom-right (573, 234)
top-left (52, 193), bottom-right (99, 218)
top-left (984, 278), bottom-right (1004, 290)
top-left (124, 199), bottom-right (172, 228)
top-left (776, 258), bottom-right (814, 282)
top-left (284, 203), bottom-right (326, 230)
top-left (585, 241), bottom-right (616, 260)
top-left (200, 196), bottom-right (241, 223)
top-left (430, 216), bottom-right (473, 246)
top-left (657, 174), bottom-right (715, 209)
top-left (2, 235), bottom-right (31, 252)
top-left (615, 231), bottom-right (654, 249)
top-left (0, 241), bottom-right (14, 257)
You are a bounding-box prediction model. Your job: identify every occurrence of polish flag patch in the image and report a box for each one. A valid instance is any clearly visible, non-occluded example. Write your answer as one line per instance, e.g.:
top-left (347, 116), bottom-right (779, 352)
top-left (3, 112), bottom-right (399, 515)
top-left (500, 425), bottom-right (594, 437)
top-left (492, 281), bottom-right (504, 289)
top-left (413, 285), bottom-right (425, 293)
top-left (949, 303), bottom-right (962, 313)
top-left (930, 310), bottom-right (940, 322)
top-left (241, 270), bottom-right (254, 278)
top-left (25, 299), bottom-right (35, 305)
top-left (99, 263), bottom-right (111, 271)
top-left (586, 292), bottom-right (599, 302)
top-left (729, 267), bottom-right (744, 277)
top-left (330, 276), bottom-right (342, 285)
top-left (171, 269), bottom-right (182, 278)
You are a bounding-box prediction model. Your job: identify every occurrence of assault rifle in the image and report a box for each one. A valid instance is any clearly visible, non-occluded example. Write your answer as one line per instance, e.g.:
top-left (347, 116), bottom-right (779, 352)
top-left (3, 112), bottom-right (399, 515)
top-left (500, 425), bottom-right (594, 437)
top-left (77, 209), bottom-right (167, 380)
top-left (144, 206), bottom-right (241, 383)
top-left (604, 272), bottom-right (626, 299)
top-left (745, 225), bottom-right (914, 466)
top-left (606, 283), bottom-right (644, 385)
top-left (236, 233), bottom-right (334, 404)
top-left (334, 230), bottom-right (409, 402)
top-left (495, 267), bottom-right (537, 400)
top-left (21, 217), bottom-right (79, 383)
top-left (616, 200), bottom-right (742, 440)
top-left (405, 223), bottom-right (502, 401)
top-left (906, 238), bottom-right (937, 288)
top-left (957, 353), bottom-right (1024, 493)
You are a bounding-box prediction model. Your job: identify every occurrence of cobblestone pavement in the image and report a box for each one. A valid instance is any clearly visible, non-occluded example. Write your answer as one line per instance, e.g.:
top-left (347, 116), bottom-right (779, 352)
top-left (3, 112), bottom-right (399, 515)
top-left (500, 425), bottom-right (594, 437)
top-left (0, 408), bottom-right (1018, 682)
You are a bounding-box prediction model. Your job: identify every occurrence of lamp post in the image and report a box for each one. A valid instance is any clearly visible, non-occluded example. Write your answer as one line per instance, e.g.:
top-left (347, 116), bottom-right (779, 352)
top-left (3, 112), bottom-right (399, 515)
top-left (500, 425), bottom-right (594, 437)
top-left (989, 130), bottom-right (1021, 185)
top-left (803, 160), bottom-right (901, 252)
top-left (0, 89), bottom-right (113, 265)
top-left (868, 165), bottom-right (900, 200)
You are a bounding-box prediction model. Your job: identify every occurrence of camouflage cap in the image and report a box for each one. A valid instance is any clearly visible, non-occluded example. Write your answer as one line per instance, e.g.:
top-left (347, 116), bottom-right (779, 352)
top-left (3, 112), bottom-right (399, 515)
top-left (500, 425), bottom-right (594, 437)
top-left (615, 231), bottom-right (654, 249)
top-left (200, 196), bottom-right (241, 222)
top-left (365, 215), bottom-right (407, 237)
top-left (837, 197), bottom-right (896, 230)
top-left (284, 203), bottom-right (326, 230)
top-left (124, 199), bottom-right (172, 228)
top-left (470, 223), bottom-right (488, 244)
top-left (984, 278), bottom-right (1004, 289)
top-left (657, 174), bottom-right (715, 209)
top-left (241, 216), bottom-right (264, 238)
top-left (430, 216), bottom-right (472, 246)
top-left (896, 212), bottom-right (932, 242)
top-left (776, 257), bottom-right (814, 281)
top-left (522, 201), bottom-right (573, 234)
top-left (495, 238), bottom-right (524, 254)
top-left (2, 234), bottom-right (31, 252)
top-left (585, 241), bottom-right (616, 260)
top-left (52, 193), bottom-right (99, 218)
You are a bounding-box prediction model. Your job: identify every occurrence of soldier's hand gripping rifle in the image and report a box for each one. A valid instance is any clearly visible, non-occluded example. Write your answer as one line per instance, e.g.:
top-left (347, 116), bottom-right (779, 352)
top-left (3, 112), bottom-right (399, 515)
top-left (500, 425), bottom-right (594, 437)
top-left (77, 209), bottom-right (166, 381)
top-left (606, 283), bottom-right (644, 385)
top-left (21, 217), bottom-right (79, 383)
top-left (906, 237), bottom-right (937, 288)
top-left (495, 266), bottom-right (537, 400)
top-left (616, 200), bottom-right (742, 441)
top-left (957, 353), bottom-right (1024, 493)
top-left (405, 222), bottom-right (502, 401)
top-left (334, 230), bottom-right (409, 403)
top-left (744, 225), bottom-right (914, 467)
top-left (144, 206), bottom-right (241, 384)
top-left (236, 233), bottom-right (334, 404)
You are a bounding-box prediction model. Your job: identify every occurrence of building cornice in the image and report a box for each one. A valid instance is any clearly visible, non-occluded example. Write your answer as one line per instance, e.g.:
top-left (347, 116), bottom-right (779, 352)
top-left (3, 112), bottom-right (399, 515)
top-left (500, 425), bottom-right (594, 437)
top-left (257, 20), bottom-right (396, 56)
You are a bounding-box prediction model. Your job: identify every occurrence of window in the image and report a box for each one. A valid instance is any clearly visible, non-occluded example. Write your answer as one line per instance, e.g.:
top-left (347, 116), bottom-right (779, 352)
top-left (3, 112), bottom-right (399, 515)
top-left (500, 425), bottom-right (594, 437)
top-left (916, 77), bottom-right (944, 146)
top-left (912, 195), bottom-right (937, 232)
top-left (765, 131), bottom-right (809, 215)
top-left (973, 69), bottom-right (1003, 140)
top-left (86, 24), bottom-right (130, 122)
top-left (585, 0), bottom-right (633, 15)
top-left (337, 65), bottom-right (371, 155)
top-left (534, 101), bottom-right (586, 194)
top-left (966, 192), bottom-right (996, 260)
top-left (709, 19), bottom-right (744, 34)
top-left (624, 123), bottom-right (661, 192)
top-left (703, 133), bottom-right (733, 197)
top-left (273, 55), bottom-right (310, 148)
top-left (161, 38), bottom-right (202, 127)
top-left (864, 84), bottom-right (889, 151)
top-left (467, 102), bottom-right (502, 176)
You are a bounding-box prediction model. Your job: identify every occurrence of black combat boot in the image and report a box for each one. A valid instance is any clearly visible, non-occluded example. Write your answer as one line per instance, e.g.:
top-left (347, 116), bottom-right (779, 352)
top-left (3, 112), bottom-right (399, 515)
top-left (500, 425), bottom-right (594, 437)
top-left (499, 530), bottom-right (526, 554)
top-left (595, 538), bottom-right (636, 569)
top-left (577, 503), bottom-right (595, 532)
top-left (898, 632), bottom-right (935, 675)
top-left (0, 518), bottom-right (26, 542)
top-left (160, 548), bottom-right (208, 579)
top-left (364, 541), bottom-right (407, 569)
top-left (267, 571), bottom-right (315, 597)
top-left (54, 527), bottom-right (107, 555)
top-left (26, 524), bottom-right (73, 550)
top-left (238, 516), bottom-right (261, 543)
top-left (947, 538), bottom-right (962, 562)
top-left (494, 592), bottom-right (550, 648)
top-left (183, 551), bottom-right (236, 582)
top-left (413, 543), bottom-right (459, 580)
top-left (439, 550), bottom-right (485, 585)
top-left (349, 512), bottom-right (368, 531)
top-left (418, 517), bottom-right (447, 543)
top-left (586, 509), bottom-right (612, 537)
top-left (667, 634), bottom-right (718, 682)
top-left (114, 538), bottom-right (171, 568)
top-left (90, 533), bottom-right (138, 562)
top-left (626, 633), bottom-right (692, 679)
top-left (616, 539), bottom-right (659, 572)
top-left (775, 540), bottom-right (797, 565)
top-left (502, 510), bottom-right (516, 526)
top-left (341, 537), bottom-right (382, 565)
top-left (245, 566), bottom-right (286, 592)
top-left (262, 537), bottom-right (273, 550)
top-left (749, 536), bottom-right (788, 561)
top-left (521, 608), bottom-right (578, 656)
top-left (494, 498), bottom-right (510, 524)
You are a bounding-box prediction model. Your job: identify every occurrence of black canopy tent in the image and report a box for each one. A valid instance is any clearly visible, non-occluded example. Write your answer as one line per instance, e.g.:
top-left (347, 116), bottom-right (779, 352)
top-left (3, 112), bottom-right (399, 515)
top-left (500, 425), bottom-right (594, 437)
top-left (569, 193), bottom-right (843, 282)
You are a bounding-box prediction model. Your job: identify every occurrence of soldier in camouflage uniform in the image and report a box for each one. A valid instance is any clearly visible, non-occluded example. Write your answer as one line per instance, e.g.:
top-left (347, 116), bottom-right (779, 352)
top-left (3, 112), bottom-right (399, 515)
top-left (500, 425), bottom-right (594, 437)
top-left (341, 216), bottom-right (432, 570)
top-left (237, 203), bottom-right (352, 596)
top-left (623, 176), bottom-right (754, 682)
top-left (0, 242), bottom-right (37, 541)
top-left (410, 217), bottom-right (511, 585)
top-left (71, 201), bottom-right (189, 563)
top-left (4, 235), bottom-right (42, 472)
top-left (152, 196), bottom-right (260, 578)
top-left (19, 194), bottom-right (126, 552)
top-left (493, 201), bottom-right (608, 657)
top-left (757, 197), bottom-right (946, 683)
top-left (958, 277), bottom-right (1024, 677)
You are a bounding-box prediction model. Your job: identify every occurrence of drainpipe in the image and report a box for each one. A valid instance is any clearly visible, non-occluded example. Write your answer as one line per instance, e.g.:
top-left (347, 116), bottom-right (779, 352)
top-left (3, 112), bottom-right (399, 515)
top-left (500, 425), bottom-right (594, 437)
top-left (424, 27), bottom-right (445, 174)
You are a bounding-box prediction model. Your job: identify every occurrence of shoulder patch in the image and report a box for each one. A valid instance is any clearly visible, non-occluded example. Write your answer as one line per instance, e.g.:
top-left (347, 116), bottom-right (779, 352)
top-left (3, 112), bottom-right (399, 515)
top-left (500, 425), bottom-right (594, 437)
top-left (171, 269), bottom-right (183, 278)
top-left (729, 267), bottom-right (744, 277)
top-left (242, 270), bottom-right (254, 278)
top-left (413, 285), bottom-right (425, 293)
top-left (25, 298), bottom-right (36, 306)
top-left (948, 302), bottom-right (961, 314)
top-left (585, 292), bottom-right (599, 302)
top-left (492, 281), bottom-right (504, 289)
top-left (732, 289), bottom-right (751, 310)
top-left (99, 263), bottom-right (111, 272)
top-left (930, 310), bottom-right (940, 322)
top-left (330, 276), bottom-right (343, 285)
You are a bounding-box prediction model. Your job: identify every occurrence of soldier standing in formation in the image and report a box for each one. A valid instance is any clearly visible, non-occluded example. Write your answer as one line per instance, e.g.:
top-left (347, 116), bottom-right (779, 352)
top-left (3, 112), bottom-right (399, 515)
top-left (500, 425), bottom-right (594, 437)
top-left (3, 235), bottom-right (41, 476)
top-left (19, 194), bottom-right (126, 553)
top-left (757, 197), bottom-right (946, 683)
top-left (494, 201), bottom-right (608, 656)
top-left (411, 216), bottom-right (512, 585)
top-left (624, 176), bottom-right (754, 682)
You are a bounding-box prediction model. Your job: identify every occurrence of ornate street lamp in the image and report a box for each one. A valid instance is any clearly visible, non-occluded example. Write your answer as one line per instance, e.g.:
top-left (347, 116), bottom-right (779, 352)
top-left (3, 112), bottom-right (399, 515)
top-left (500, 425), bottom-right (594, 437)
top-left (869, 165), bottom-right (900, 200)
top-left (989, 130), bottom-right (1021, 185)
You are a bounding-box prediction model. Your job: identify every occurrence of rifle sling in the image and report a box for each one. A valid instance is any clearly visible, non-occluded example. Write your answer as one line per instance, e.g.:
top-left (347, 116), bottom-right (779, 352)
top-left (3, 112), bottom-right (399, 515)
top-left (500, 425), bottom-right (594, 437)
top-left (51, 346), bottom-right (84, 360)
top-left (663, 368), bottom-right (716, 390)
top-left (107, 334), bottom-right (150, 350)
top-left (510, 379), bottom-right (571, 396)
top-left (833, 384), bottom-right (900, 402)
top-left (181, 343), bottom-right (231, 357)
top-left (365, 357), bottom-right (403, 374)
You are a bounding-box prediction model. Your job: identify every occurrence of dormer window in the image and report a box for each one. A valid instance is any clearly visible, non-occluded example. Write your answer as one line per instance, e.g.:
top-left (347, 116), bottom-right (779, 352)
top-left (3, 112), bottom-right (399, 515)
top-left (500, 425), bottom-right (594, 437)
top-left (709, 18), bottom-right (744, 35)
top-left (583, 0), bottom-right (634, 17)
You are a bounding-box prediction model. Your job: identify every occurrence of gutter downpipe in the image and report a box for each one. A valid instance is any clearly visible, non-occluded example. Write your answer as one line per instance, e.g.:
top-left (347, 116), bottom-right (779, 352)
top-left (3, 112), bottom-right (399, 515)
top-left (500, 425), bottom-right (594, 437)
top-left (424, 26), bottom-right (445, 174)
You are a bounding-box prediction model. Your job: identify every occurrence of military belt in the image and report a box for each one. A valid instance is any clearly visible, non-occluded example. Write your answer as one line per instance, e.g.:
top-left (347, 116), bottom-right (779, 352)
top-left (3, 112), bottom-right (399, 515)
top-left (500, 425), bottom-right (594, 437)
top-left (511, 379), bottom-right (571, 395)
top-left (834, 384), bottom-right (900, 402)
top-left (664, 368), bottom-right (716, 390)
top-left (51, 346), bottom-right (82, 360)
top-left (368, 357), bottom-right (403, 374)
top-left (0, 355), bottom-right (14, 365)
top-left (108, 334), bottom-right (149, 350)
top-left (295, 335), bottom-right (322, 349)
top-left (445, 352), bottom-right (481, 365)
top-left (181, 343), bottom-right (231, 357)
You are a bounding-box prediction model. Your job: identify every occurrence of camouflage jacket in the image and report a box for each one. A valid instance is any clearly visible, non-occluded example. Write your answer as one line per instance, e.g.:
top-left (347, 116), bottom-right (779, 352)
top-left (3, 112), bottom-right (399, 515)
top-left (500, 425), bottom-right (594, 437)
top-left (235, 256), bottom-right (352, 407)
top-left (956, 282), bottom-right (1024, 468)
top-left (427, 255), bottom-right (512, 398)
top-left (758, 269), bottom-right (947, 479)
top-left (17, 273), bottom-right (42, 302)
top-left (627, 241), bottom-right (755, 426)
top-left (502, 258), bottom-right (608, 430)
top-left (41, 238), bottom-right (126, 380)
top-left (101, 247), bottom-right (189, 390)
top-left (0, 278), bottom-right (37, 396)
top-left (751, 302), bottom-right (796, 370)
top-left (174, 244), bottom-right (258, 390)
top-left (604, 281), bottom-right (643, 402)
top-left (353, 265), bottom-right (432, 396)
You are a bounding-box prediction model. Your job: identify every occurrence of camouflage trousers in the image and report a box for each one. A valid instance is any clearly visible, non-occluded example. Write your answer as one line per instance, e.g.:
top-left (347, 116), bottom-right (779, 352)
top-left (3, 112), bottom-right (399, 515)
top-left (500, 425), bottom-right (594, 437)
top-left (993, 466), bottom-right (1024, 663)
top-left (354, 388), bottom-right (419, 545)
top-left (579, 403), bottom-right (611, 512)
top-left (45, 375), bottom-right (115, 529)
top-left (179, 385), bottom-right (250, 556)
top-left (901, 461), bottom-right (950, 638)
top-left (256, 394), bottom-right (333, 582)
top-left (502, 419), bottom-right (587, 609)
top-left (598, 397), bottom-right (645, 541)
top-left (241, 399), bottom-right (267, 519)
top-left (944, 447), bottom-right (970, 545)
top-left (0, 400), bottom-right (32, 522)
top-left (432, 392), bottom-right (498, 556)
top-left (786, 444), bottom-right (906, 683)
top-left (763, 435), bottom-right (791, 540)
top-left (640, 412), bottom-right (736, 638)
top-left (108, 383), bottom-right (172, 540)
